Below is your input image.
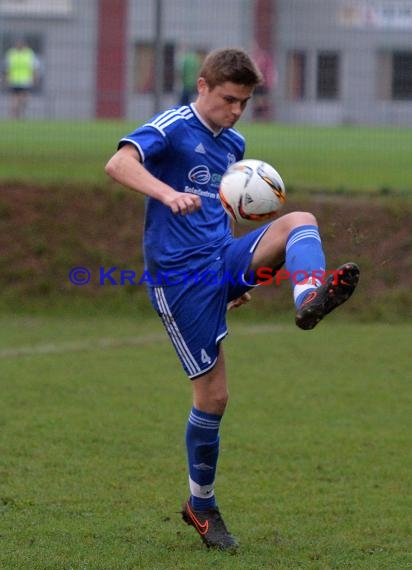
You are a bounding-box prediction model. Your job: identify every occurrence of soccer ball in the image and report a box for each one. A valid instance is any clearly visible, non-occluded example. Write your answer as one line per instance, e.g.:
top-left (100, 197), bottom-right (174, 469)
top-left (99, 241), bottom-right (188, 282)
top-left (219, 159), bottom-right (286, 224)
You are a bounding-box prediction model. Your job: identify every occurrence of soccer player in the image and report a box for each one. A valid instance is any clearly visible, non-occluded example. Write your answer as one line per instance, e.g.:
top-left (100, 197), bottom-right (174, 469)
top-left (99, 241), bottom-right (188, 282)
top-left (105, 48), bottom-right (359, 551)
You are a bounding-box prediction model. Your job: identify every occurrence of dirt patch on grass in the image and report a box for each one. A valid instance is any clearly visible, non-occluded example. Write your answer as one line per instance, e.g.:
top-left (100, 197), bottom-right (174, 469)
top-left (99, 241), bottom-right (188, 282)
top-left (1, 182), bottom-right (411, 319)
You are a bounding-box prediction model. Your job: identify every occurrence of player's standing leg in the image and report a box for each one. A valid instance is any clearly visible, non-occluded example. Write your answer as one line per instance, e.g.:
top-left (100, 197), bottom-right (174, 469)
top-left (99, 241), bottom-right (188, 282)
top-left (181, 348), bottom-right (239, 551)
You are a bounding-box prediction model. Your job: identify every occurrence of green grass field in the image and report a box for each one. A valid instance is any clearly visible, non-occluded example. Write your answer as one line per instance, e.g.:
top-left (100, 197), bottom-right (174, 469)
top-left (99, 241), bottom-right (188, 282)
top-left (1, 119), bottom-right (411, 568)
top-left (1, 119), bottom-right (412, 192)
top-left (1, 314), bottom-right (411, 569)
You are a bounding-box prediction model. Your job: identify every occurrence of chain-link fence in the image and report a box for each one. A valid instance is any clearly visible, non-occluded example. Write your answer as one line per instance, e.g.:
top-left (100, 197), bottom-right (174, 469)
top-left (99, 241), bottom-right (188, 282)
top-left (0, 0), bottom-right (411, 125)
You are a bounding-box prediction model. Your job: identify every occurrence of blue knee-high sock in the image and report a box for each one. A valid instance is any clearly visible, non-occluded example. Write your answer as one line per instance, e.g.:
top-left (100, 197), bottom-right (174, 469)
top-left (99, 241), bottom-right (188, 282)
top-left (285, 225), bottom-right (326, 308)
top-left (186, 407), bottom-right (221, 511)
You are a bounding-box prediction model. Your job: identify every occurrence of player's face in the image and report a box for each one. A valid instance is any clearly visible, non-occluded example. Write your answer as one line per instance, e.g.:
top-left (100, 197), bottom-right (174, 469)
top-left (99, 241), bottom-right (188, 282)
top-left (196, 79), bottom-right (254, 131)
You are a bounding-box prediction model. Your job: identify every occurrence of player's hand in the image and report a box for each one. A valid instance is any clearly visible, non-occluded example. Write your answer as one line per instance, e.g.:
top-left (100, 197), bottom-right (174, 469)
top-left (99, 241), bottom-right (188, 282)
top-left (165, 191), bottom-right (201, 215)
top-left (227, 292), bottom-right (252, 311)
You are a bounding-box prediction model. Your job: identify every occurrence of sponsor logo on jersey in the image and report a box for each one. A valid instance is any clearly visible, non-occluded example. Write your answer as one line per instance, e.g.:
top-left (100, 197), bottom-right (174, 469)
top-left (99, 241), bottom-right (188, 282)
top-left (188, 165), bottom-right (211, 185)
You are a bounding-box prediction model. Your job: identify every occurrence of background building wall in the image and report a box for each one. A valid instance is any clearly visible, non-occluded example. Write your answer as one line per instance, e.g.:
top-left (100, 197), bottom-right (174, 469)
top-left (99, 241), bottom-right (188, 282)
top-left (0, 0), bottom-right (98, 119)
top-left (275, 0), bottom-right (412, 125)
top-left (0, 0), bottom-right (411, 125)
top-left (125, 0), bottom-right (253, 120)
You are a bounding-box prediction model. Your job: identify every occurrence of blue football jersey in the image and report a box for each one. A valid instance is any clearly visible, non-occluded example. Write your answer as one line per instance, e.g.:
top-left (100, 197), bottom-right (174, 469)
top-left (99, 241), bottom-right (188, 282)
top-left (118, 104), bottom-right (245, 279)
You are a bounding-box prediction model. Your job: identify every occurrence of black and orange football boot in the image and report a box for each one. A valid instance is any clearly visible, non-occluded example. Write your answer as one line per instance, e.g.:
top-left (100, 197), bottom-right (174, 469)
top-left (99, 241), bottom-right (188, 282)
top-left (296, 262), bottom-right (360, 330)
top-left (181, 499), bottom-right (238, 552)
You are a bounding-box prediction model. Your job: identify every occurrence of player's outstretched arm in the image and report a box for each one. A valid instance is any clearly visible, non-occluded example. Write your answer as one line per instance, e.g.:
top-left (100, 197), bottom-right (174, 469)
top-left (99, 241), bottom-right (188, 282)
top-left (105, 144), bottom-right (201, 215)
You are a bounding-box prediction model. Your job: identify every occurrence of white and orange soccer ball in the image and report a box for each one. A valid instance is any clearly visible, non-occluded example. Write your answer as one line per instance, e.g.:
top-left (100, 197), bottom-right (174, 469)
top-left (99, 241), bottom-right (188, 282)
top-left (219, 159), bottom-right (286, 224)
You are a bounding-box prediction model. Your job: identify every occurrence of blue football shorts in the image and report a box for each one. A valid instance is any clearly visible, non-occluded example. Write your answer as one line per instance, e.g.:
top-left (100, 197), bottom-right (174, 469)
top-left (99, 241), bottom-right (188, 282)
top-left (148, 224), bottom-right (271, 379)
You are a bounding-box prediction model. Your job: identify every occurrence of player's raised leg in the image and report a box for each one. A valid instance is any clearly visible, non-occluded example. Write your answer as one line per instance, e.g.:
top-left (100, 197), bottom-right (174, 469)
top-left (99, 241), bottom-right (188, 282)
top-left (249, 211), bottom-right (359, 329)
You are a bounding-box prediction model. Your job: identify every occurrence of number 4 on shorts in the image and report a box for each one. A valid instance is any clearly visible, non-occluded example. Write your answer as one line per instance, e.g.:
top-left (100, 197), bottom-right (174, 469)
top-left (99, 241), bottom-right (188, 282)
top-left (201, 348), bottom-right (212, 365)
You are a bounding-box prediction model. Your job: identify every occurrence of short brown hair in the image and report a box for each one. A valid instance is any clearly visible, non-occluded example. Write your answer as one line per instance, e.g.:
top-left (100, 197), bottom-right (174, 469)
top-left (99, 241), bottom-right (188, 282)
top-left (199, 48), bottom-right (263, 89)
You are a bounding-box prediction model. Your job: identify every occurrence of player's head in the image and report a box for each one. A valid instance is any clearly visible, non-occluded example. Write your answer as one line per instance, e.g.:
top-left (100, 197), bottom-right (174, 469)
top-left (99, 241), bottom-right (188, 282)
top-left (195, 48), bottom-right (263, 131)
top-left (199, 48), bottom-right (263, 89)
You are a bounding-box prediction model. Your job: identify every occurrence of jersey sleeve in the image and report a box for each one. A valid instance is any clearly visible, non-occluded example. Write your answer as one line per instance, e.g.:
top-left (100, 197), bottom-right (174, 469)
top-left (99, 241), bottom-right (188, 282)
top-left (118, 124), bottom-right (169, 163)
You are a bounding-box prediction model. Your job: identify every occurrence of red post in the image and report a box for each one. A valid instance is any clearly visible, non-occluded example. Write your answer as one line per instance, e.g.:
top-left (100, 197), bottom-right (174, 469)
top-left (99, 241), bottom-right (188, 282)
top-left (95, 0), bottom-right (127, 118)
top-left (254, 0), bottom-right (275, 51)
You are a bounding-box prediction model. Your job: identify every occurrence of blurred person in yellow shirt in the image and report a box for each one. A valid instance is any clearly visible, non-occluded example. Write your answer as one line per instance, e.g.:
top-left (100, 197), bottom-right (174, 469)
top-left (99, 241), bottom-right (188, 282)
top-left (4, 38), bottom-right (40, 118)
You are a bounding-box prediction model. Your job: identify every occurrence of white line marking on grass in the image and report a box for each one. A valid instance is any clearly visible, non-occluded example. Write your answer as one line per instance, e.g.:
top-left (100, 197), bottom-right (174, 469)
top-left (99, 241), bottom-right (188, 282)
top-left (237, 323), bottom-right (289, 334)
top-left (0, 323), bottom-right (290, 359)
top-left (0, 334), bottom-right (167, 358)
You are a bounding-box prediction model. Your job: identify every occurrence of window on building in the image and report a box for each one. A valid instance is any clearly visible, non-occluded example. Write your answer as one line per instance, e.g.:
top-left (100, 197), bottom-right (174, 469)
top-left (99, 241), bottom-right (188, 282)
top-left (392, 52), bottom-right (412, 100)
top-left (133, 42), bottom-right (175, 94)
top-left (316, 52), bottom-right (340, 100)
top-left (286, 51), bottom-right (306, 100)
top-left (377, 51), bottom-right (412, 100)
